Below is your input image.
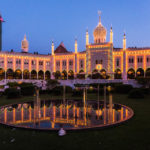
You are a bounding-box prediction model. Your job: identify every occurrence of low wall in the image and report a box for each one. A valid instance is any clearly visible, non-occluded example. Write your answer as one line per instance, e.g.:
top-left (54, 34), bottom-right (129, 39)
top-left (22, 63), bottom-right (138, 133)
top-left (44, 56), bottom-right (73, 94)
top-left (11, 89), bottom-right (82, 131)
top-left (0, 79), bottom-right (142, 89)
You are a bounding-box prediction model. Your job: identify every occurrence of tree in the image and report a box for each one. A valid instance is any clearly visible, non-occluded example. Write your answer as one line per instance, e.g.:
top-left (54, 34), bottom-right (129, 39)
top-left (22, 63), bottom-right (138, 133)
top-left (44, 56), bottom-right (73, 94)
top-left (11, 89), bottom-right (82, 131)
top-left (136, 77), bottom-right (150, 88)
top-left (46, 79), bottom-right (60, 90)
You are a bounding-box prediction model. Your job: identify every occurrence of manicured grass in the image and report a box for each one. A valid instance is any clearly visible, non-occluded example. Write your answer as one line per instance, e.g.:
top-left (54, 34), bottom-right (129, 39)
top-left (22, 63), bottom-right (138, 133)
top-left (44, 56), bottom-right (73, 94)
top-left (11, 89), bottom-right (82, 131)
top-left (0, 93), bottom-right (150, 150)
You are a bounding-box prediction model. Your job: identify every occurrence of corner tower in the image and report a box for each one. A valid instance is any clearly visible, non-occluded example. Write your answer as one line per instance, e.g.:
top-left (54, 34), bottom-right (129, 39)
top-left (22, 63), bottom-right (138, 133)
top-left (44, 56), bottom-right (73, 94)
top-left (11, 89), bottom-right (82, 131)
top-left (0, 13), bottom-right (4, 51)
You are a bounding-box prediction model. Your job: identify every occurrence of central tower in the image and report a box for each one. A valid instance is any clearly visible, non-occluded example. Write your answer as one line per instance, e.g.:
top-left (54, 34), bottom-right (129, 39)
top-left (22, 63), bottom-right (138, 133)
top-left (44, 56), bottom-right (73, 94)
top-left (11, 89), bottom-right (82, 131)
top-left (86, 12), bottom-right (113, 79)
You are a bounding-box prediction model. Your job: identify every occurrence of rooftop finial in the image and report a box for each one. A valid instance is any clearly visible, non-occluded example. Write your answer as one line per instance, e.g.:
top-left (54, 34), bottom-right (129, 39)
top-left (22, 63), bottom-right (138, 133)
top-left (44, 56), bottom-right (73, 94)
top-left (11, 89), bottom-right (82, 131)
top-left (111, 24), bottom-right (112, 30)
top-left (24, 34), bottom-right (26, 40)
top-left (124, 30), bottom-right (126, 38)
top-left (98, 10), bottom-right (101, 25)
top-left (86, 27), bottom-right (88, 33)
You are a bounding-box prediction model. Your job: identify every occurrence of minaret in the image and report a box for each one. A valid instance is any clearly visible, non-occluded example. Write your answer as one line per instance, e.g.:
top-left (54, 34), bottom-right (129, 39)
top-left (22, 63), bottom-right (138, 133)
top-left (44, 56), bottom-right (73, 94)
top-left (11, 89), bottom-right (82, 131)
top-left (21, 34), bottom-right (29, 53)
top-left (74, 39), bottom-right (78, 74)
top-left (110, 26), bottom-right (113, 43)
top-left (123, 33), bottom-right (126, 50)
top-left (86, 29), bottom-right (89, 46)
top-left (0, 13), bottom-right (4, 51)
top-left (123, 33), bottom-right (127, 80)
top-left (51, 41), bottom-right (54, 55)
top-left (75, 39), bottom-right (78, 54)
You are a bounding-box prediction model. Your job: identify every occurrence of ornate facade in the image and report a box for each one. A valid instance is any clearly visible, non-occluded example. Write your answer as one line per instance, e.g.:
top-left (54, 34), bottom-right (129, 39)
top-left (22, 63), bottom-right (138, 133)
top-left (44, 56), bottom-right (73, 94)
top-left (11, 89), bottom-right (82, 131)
top-left (0, 14), bottom-right (150, 80)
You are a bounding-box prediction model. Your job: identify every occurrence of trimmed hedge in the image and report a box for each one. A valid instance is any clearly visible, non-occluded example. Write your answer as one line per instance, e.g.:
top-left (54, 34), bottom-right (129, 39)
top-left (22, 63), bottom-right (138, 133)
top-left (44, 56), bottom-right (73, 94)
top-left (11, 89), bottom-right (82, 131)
top-left (39, 90), bottom-right (49, 95)
top-left (72, 89), bottom-right (83, 97)
top-left (5, 88), bottom-right (21, 99)
top-left (128, 89), bottom-right (144, 99)
top-left (0, 92), bottom-right (3, 97)
top-left (7, 82), bottom-right (19, 88)
top-left (21, 85), bottom-right (35, 96)
top-left (115, 84), bottom-right (133, 94)
top-left (139, 88), bottom-right (150, 95)
top-left (43, 86), bottom-right (73, 96)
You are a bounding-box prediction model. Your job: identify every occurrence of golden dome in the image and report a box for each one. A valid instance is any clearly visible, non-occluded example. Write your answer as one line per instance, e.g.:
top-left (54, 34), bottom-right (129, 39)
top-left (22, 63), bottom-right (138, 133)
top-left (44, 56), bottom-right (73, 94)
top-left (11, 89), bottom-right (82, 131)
top-left (93, 15), bottom-right (107, 43)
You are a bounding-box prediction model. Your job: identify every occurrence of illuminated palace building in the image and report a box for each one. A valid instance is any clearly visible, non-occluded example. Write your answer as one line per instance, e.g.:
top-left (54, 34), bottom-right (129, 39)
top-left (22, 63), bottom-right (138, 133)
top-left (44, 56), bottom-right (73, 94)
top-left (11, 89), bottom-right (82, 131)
top-left (0, 13), bottom-right (150, 81)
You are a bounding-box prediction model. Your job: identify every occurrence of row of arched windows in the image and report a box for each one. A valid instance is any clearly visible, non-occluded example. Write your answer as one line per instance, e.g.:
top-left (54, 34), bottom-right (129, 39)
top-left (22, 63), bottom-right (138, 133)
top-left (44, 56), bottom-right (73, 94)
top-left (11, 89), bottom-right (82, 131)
top-left (0, 68), bottom-right (150, 80)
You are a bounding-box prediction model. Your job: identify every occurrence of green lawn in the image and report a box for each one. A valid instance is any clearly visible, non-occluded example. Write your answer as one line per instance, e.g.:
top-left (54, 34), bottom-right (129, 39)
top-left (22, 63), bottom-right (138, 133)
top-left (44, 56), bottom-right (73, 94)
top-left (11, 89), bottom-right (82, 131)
top-left (0, 93), bottom-right (150, 150)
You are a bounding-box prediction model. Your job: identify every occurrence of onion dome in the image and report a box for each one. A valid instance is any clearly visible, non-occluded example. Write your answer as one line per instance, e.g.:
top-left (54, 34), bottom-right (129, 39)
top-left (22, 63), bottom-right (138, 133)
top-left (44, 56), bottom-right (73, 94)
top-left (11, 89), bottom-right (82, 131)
top-left (93, 13), bottom-right (107, 43)
top-left (21, 35), bottom-right (29, 53)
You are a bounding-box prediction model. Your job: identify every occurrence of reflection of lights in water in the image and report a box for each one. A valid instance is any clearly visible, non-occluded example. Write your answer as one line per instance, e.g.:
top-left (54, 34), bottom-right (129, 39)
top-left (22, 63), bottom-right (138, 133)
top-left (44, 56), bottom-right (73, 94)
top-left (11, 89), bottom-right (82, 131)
top-left (96, 109), bottom-right (102, 116)
top-left (0, 100), bottom-right (133, 130)
top-left (38, 110), bottom-right (41, 118)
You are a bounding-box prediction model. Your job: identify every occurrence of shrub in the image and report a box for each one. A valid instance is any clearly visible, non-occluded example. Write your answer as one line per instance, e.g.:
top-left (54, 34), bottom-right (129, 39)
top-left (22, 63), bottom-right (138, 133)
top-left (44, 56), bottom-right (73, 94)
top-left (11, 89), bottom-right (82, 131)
top-left (0, 92), bottom-right (3, 97)
top-left (48, 86), bottom-right (72, 96)
top-left (115, 84), bottom-right (133, 94)
top-left (39, 90), bottom-right (49, 95)
top-left (65, 86), bottom-right (73, 93)
top-left (7, 82), bottom-right (19, 88)
top-left (87, 88), bottom-right (97, 94)
top-left (49, 86), bottom-right (63, 95)
top-left (46, 79), bottom-right (60, 90)
top-left (72, 89), bottom-right (83, 97)
top-left (128, 89), bottom-right (144, 99)
top-left (21, 85), bottom-right (35, 96)
top-left (19, 82), bottom-right (33, 88)
top-left (139, 88), bottom-right (150, 95)
top-left (5, 88), bottom-right (21, 99)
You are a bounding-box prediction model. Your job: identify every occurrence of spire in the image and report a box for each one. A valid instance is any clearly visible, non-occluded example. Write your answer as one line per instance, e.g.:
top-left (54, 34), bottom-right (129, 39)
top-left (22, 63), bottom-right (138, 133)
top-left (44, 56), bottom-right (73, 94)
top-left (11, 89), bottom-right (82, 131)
top-left (75, 38), bottom-right (78, 54)
top-left (24, 34), bottom-right (26, 40)
top-left (110, 24), bottom-right (112, 30)
top-left (124, 32), bottom-right (126, 39)
top-left (98, 10), bottom-right (101, 25)
top-left (123, 32), bottom-right (126, 50)
top-left (86, 28), bottom-right (89, 45)
top-left (51, 40), bottom-right (54, 55)
top-left (110, 25), bottom-right (113, 43)
top-left (0, 12), bottom-right (4, 51)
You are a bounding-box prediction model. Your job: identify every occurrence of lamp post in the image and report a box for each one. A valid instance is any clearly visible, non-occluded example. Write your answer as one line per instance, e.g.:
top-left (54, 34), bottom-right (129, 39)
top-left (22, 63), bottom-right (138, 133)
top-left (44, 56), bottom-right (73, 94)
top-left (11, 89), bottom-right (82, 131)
top-left (83, 87), bottom-right (86, 108)
top-left (63, 85), bottom-right (66, 104)
top-left (107, 86), bottom-right (113, 123)
top-left (103, 85), bottom-right (107, 124)
top-left (98, 84), bottom-right (100, 109)
top-left (63, 85), bottom-right (66, 115)
top-left (34, 88), bottom-right (40, 127)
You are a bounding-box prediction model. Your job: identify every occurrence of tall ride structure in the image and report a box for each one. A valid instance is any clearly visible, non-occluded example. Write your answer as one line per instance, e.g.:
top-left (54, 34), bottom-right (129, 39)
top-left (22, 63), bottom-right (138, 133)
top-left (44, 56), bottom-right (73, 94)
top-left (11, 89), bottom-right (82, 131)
top-left (0, 13), bottom-right (4, 51)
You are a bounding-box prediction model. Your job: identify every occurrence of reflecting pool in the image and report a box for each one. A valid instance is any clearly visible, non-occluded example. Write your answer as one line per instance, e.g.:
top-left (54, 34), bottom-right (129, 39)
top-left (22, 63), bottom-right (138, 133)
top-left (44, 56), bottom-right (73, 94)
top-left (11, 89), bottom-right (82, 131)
top-left (0, 99), bottom-right (133, 130)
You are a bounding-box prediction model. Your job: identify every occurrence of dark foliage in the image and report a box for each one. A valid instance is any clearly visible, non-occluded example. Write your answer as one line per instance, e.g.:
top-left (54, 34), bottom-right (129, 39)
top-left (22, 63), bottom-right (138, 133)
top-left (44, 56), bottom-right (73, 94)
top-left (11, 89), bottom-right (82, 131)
top-left (21, 85), bottom-right (35, 96)
top-left (128, 88), bottom-right (145, 99)
top-left (115, 84), bottom-right (133, 94)
top-left (72, 89), bottom-right (83, 97)
top-left (5, 88), bottom-right (21, 99)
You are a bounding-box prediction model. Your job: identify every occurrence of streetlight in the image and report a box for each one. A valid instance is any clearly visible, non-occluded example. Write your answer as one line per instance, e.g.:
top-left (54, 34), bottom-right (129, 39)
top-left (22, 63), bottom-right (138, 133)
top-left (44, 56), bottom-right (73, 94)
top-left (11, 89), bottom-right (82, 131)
top-left (107, 86), bottom-right (113, 123)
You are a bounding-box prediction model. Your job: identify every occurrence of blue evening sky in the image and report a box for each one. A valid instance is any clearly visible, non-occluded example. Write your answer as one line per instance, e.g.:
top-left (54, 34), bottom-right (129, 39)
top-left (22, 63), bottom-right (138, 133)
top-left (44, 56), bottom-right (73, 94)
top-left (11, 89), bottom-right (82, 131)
top-left (1, 0), bottom-right (150, 54)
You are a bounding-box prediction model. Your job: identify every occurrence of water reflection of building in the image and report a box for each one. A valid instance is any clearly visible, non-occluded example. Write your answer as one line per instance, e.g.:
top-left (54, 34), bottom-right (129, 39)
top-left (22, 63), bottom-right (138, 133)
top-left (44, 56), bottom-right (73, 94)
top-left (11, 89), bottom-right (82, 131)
top-left (0, 13), bottom-right (150, 81)
top-left (0, 101), bottom-right (129, 129)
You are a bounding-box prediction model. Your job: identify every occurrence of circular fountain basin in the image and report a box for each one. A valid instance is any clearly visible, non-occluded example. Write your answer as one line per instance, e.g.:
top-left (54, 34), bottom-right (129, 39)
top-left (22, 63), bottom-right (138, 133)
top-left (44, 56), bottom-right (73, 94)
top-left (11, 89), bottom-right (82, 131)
top-left (0, 100), bottom-right (134, 130)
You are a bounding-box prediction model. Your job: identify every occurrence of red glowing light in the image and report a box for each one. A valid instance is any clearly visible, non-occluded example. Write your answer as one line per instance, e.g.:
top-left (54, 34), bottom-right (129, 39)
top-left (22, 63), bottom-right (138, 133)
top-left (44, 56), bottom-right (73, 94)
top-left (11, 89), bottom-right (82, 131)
top-left (0, 16), bottom-right (4, 22)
